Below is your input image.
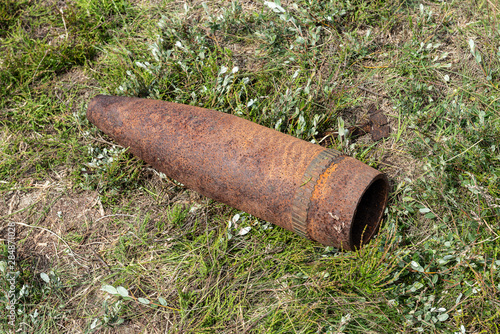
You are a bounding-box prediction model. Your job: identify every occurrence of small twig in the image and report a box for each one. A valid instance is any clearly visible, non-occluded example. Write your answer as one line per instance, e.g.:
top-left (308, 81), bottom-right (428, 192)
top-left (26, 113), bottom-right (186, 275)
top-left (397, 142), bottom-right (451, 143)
top-left (59, 8), bottom-right (69, 40)
top-left (90, 248), bottom-right (111, 271)
top-left (358, 85), bottom-right (389, 98)
top-left (445, 139), bottom-right (483, 163)
top-left (487, 0), bottom-right (499, 13)
top-left (15, 222), bottom-right (88, 268)
top-left (128, 290), bottom-right (180, 312)
top-left (31, 49), bottom-right (49, 85)
top-left (363, 65), bottom-right (390, 69)
top-left (89, 135), bottom-right (121, 147)
top-left (93, 214), bottom-right (136, 224)
top-left (318, 133), bottom-right (333, 144)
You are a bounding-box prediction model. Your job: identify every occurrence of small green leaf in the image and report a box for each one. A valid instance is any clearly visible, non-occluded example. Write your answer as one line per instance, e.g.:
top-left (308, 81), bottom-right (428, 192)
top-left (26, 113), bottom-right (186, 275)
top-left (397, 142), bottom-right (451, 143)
top-left (90, 318), bottom-right (100, 329)
top-left (295, 36), bottom-right (306, 44)
top-left (468, 39), bottom-right (475, 53)
top-left (410, 281), bottom-right (424, 292)
top-left (475, 53), bottom-right (482, 64)
top-left (410, 261), bottom-right (423, 272)
top-left (456, 293), bottom-right (463, 305)
top-left (0, 261), bottom-right (6, 274)
top-left (264, 1), bottom-right (285, 13)
top-left (158, 297), bottom-right (168, 306)
top-left (238, 227), bottom-right (251, 236)
top-left (424, 212), bottom-right (436, 219)
top-left (437, 313), bottom-right (449, 321)
top-left (419, 207), bottom-right (431, 214)
top-left (116, 286), bottom-right (129, 297)
top-left (40, 273), bottom-right (50, 283)
top-left (101, 285), bottom-right (118, 295)
top-left (138, 297), bottom-right (150, 305)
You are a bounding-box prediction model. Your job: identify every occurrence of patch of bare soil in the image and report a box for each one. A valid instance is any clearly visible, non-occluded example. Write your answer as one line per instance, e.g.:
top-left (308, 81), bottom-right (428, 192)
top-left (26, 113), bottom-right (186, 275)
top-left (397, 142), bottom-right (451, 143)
top-left (2, 183), bottom-right (102, 266)
top-left (0, 169), bottom-right (208, 267)
top-left (318, 93), bottom-right (423, 184)
top-left (0, 171), bottom-right (204, 332)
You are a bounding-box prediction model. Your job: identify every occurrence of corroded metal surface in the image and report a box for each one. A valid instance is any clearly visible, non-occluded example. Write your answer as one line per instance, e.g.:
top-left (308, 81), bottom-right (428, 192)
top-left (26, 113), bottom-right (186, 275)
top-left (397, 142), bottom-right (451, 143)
top-left (291, 149), bottom-right (343, 239)
top-left (87, 95), bottom-right (389, 250)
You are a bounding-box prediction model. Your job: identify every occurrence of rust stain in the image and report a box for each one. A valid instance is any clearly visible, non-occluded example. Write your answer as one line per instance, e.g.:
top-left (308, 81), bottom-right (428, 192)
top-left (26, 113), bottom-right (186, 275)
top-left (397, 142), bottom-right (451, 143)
top-left (311, 163), bottom-right (339, 202)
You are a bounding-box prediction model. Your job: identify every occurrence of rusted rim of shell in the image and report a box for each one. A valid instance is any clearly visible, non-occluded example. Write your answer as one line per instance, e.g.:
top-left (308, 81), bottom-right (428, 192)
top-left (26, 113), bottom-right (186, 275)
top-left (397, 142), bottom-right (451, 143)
top-left (349, 173), bottom-right (389, 249)
top-left (291, 149), bottom-right (343, 240)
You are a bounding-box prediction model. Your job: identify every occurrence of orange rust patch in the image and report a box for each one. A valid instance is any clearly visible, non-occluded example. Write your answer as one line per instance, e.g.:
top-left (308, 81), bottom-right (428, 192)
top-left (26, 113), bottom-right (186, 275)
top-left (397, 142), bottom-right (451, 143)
top-left (311, 163), bottom-right (339, 201)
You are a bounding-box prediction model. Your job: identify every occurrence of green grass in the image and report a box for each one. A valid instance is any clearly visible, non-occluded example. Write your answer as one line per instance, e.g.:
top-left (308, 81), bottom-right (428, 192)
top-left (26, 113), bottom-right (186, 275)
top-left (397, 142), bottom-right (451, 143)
top-left (1, 0), bottom-right (500, 333)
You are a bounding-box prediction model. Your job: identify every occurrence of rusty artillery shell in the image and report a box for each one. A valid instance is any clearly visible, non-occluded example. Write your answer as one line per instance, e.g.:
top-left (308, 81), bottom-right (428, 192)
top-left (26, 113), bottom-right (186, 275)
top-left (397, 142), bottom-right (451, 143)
top-left (87, 95), bottom-right (389, 250)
